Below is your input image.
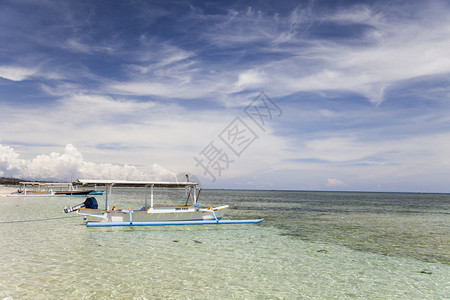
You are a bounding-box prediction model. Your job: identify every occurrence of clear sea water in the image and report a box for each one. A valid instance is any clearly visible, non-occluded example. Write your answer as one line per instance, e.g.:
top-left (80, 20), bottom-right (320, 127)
top-left (0, 189), bottom-right (448, 299)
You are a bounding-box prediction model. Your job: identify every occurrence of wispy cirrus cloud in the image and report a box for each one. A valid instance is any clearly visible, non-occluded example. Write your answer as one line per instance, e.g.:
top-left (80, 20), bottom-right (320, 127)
top-left (176, 1), bottom-right (450, 105)
top-left (2, 0), bottom-right (449, 106)
top-left (94, 1), bottom-right (450, 106)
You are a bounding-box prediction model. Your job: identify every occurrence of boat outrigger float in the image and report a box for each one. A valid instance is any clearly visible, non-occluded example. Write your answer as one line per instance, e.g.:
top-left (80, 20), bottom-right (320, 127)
top-left (64, 179), bottom-right (264, 227)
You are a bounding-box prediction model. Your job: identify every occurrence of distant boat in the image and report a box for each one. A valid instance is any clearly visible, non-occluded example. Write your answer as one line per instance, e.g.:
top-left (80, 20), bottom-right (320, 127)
top-left (64, 178), bottom-right (264, 227)
top-left (44, 182), bottom-right (105, 196)
top-left (8, 182), bottom-right (55, 197)
top-left (8, 182), bottom-right (105, 197)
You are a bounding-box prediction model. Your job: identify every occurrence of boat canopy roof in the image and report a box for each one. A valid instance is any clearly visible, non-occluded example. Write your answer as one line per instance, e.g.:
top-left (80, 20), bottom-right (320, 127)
top-left (42, 182), bottom-right (73, 188)
top-left (19, 181), bottom-right (44, 186)
top-left (74, 179), bottom-right (198, 188)
top-left (19, 182), bottom-right (73, 187)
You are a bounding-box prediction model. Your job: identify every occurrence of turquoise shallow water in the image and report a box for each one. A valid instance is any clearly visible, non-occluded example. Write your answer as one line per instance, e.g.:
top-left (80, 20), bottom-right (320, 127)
top-left (0, 189), bottom-right (448, 299)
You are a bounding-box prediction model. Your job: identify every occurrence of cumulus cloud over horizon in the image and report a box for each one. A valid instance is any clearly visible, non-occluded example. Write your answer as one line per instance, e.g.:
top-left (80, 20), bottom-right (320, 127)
top-left (326, 178), bottom-right (346, 187)
top-left (0, 143), bottom-right (175, 181)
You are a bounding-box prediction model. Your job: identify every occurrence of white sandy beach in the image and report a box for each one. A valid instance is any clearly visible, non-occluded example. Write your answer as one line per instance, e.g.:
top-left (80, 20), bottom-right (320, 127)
top-left (0, 186), bottom-right (18, 197)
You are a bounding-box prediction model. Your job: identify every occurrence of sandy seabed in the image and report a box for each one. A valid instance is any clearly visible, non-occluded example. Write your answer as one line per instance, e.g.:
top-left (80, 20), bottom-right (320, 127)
top-left (0, 186), bottom-right (18, 197)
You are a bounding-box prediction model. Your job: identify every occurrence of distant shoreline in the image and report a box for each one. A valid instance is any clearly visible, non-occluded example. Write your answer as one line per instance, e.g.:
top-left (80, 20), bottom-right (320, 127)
top-left (0, 177), bottom-right (23, 185)
top-left (1, 178), bottom-right (448, 195)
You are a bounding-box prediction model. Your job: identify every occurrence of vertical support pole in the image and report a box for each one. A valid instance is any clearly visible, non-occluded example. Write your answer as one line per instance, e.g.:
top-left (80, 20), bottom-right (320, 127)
top-left (145, 185), bottom-right (148, 207)
top-left (105, 185), bottom-right (109, 210)
top-left (193, 185), bottom-right (197, 205)
top-left (150, 184), bottom-right (154, 208)
top-left (106, 185), bottom-right (112, 210)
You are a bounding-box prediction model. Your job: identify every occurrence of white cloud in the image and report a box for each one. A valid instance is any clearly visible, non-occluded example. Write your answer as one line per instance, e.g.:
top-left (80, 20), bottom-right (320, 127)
top-left (57, 94), bottom-right (155, 119)
top-left (264, 28), bottom-right (450, 104)
top-left (67, 3), bottom-right (450, 106)
top-left (63, 38), bottom-right (117, 55)
top-left (107, 41), bottom-right (231, 99)
top-left (0, 143), bottom-right (175, 181)
top-left (110, 82), bottom-right (176, 97)
top-left (326, 178), bottom-right (346, 187)
top-left (329, 4), bottom-right (383, 25)
top-left (196, 2), bottom-right (450, 105)
top-left (235, 69), bottom-right (266, 91)
top-left (302, 137), bottom-right (376, 162)
top-left (0, 91), bottom-right (241, 176)
top-left (294, 132), bottom-right (450, 167)
top-left (0, 63), bottom-right (68, 82)
top-left (65, 38), bottom-right (92, 54)
top-left (319, 109), bottom-right (336, 118)
top-left (282, 132), bottom-right (450, 191)
top-left (0, 66), bottom-right (37, 81)
top-left (0, 143), bottom-right (25, 171)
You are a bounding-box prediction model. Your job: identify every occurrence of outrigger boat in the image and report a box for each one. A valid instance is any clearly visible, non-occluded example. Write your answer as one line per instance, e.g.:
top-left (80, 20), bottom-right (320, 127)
top-left (8, 182), bottom-right (55, 197)
top-left (8, 182), bottom-right (105, 197)
top-left (48, 182), bottom-right (105, 196)
top-left (64, 179), bottom-right (264, 227)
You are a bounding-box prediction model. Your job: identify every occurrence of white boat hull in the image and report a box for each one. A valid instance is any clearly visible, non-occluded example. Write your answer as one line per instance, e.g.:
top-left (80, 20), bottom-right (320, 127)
top-left (78, 205), bottom-right (230, 223)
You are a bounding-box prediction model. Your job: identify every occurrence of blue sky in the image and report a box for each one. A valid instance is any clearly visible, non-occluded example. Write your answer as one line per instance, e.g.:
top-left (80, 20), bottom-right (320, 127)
top-left (1, 0), bottom-right (449, 192)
